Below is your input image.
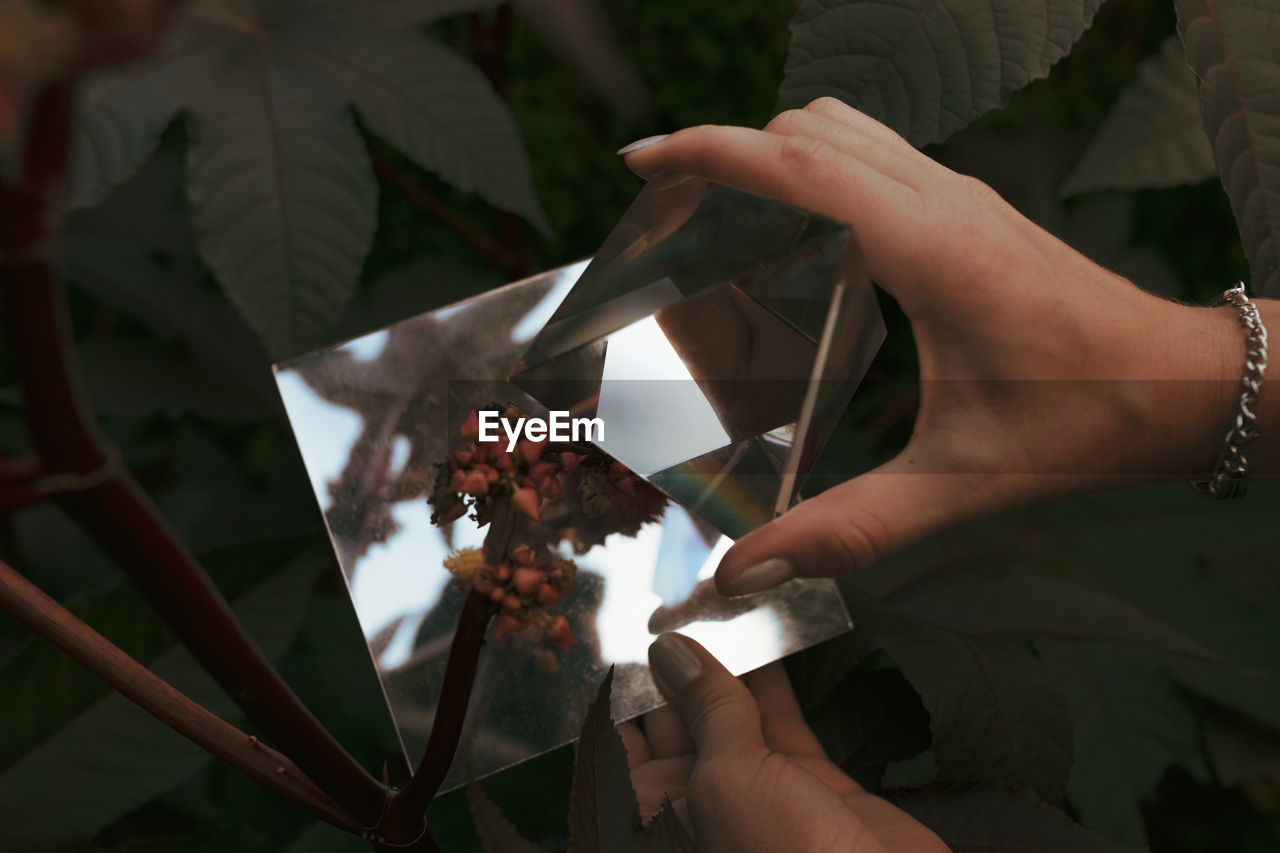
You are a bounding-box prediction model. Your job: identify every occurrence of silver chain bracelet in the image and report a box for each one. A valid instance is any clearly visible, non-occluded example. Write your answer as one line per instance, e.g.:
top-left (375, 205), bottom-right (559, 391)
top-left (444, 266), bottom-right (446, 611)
top-left (1191, 282), bottom-right (1269, 500)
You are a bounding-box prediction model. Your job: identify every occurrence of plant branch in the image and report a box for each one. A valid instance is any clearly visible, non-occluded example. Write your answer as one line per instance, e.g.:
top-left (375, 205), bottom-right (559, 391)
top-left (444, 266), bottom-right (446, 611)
top-left (382, 588), bottom-right (492, 840)
top-left (0, 41), bottom-right (390, 830)
top-left (0, 558), bottom-right (364, 834)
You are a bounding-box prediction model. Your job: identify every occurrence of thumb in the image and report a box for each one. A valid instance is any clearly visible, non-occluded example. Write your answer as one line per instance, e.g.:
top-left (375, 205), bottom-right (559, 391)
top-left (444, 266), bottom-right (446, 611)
top-left (647, 633), bottom-right (765, 759)
top-left (715, 456), bottom-right (976, 596)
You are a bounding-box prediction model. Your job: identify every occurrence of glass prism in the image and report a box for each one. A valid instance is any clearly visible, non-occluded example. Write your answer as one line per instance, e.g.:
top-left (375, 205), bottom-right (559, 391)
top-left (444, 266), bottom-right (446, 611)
top-left (511, 179), bottom-right (885, 538)
top-left (271, 181), bottom-right (880, 794)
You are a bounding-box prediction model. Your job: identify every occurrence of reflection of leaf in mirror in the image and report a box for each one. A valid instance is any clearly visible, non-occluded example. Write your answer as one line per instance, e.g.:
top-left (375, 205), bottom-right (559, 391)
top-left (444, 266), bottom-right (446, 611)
top-left (67, 0), bottom-right (547, 356)
top-left (778, 0), bottom-right (1104, 146)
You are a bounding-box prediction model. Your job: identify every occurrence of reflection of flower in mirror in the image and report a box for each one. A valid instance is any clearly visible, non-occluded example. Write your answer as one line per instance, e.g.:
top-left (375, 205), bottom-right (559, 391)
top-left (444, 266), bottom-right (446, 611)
top-left (429, 403), bottom-right (667, 554)
top-left (443, 544), bottom-right (578, 652)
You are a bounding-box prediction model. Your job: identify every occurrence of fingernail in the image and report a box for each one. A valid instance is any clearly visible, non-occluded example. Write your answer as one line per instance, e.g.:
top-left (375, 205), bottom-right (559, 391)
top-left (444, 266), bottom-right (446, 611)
top-left (617, 134), bottom-right (669, 156)
top-left (723, 558), bottom-right (794, 597)
top-left (648, 633), bottom-right (702, 697)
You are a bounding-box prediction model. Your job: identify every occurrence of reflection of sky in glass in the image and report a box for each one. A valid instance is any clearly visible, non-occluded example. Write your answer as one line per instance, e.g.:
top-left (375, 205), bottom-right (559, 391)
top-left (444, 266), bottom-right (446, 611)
top-left (346, 330), bottom-right (388, 361)
top-left (274, 372), bottom-right (362, 513)
top-left (596, 315), bottom-right (730, 475)
top-left (513, 259), bottom-right (589, 342)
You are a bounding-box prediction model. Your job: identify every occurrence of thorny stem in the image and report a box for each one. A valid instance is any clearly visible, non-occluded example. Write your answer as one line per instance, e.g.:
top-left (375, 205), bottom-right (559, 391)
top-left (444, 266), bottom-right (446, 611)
top-left (0, 558), bottom-right (364, 834)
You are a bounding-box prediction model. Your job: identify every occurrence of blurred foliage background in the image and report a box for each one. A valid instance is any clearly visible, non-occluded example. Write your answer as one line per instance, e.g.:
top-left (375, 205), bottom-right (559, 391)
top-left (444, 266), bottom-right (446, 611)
top-left (2, 0), bottom-right (1280, 850)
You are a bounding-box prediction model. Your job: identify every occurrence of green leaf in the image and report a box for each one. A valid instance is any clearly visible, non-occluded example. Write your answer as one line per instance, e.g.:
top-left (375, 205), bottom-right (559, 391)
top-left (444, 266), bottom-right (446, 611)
top-left (1037, 643), bottom-right (1204, 845)
top-left (568, 668), bottom-right (696, 853)
top-left (853, 598), bottom-right (1074, 803)
top-left (66, 17), bottom-right (228, 209)
top-left (1176, 0), bottom-right (1280, 296)
top-left (468, 784), bottom-right (543, 853)
top-left (893, 782), bottom-right (1138, 853)
top-left (186, 45), bottom-right (378, 359)
top-left (309, 23), bottom-right (550, 233)
top-left (778, 0), bottom-right (1104, 146)
top-left (0, 538), bottom-right (325, 850)
top-left (1203, 705), bottom-right (1280, 788)
top-left (1061, 36), bottom-right (1216, 197)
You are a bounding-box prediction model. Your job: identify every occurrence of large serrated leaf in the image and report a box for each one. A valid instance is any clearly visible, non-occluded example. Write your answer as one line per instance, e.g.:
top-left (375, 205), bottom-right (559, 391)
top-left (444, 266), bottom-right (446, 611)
top-left (309, 23), bottom-right (549, 234)
top-left (778, 0), bottom-right (1103, 146)
top-left (468, 784), bottom-right (544, 853)
top-left (1176, 0), bottom-right (1280, 296)
top-left (0, 539), bottom-right (325, 850)
top-left (568, 668), bottom-right (696, 853)
top-left (1061, 36), bottom-right (1216, 197)
top-left (894, 781), bottom-right (1138, 853)
top-left (853, 599), bottom-right (1073, 804)
top-left (186, 44), bottom-right (378, 359)
top-left (1038, 643), bottom-right (1204, 846)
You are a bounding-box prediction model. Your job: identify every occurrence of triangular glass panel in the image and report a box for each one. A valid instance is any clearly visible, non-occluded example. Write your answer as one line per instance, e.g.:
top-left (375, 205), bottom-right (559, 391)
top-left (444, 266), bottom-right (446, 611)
top-left (512, 179), bottom-right (885, 538)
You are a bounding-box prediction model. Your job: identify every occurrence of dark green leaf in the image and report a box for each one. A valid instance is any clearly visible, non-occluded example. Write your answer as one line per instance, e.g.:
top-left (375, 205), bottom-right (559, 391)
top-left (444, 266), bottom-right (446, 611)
top-left (311, 24), bottom-right (549, 233)
top-left (808, 669), bottom-right (931, 788)
top-left (1038, 643), bottom-right (1204, 845)
top-left (187, 46), bottom-right (378, 359)
top-left (894, 781), bottom-right (1139, 853)
top-left (1061, 36), bottom-right (1216, 197)
top-left (853, 599), bottom-right (1074, 803)
top-left (0, 539), bottom-right (325, 850)
top-left (1176, 0), bottom-right (1280, 295)
top-left (778, 0), bottom-right (1104, 146)
top-left (468, 784), bottom-right (543, 853)
top-left (568, 668), bottom-right (696, 853)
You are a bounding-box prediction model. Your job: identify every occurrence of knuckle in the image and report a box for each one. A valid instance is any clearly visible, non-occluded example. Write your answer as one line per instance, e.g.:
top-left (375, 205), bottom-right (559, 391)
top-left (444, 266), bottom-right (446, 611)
top-left (778, 134), bottom-right (837, 173)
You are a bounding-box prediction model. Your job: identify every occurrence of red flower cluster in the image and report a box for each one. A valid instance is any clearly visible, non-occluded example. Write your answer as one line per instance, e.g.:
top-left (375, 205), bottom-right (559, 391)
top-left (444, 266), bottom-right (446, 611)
top-left (429, 404), bottom-right (587, 528)
top-left (444, 544), bottom-right (577, 651)
top-left (429, 405), bottom-right (666, 554)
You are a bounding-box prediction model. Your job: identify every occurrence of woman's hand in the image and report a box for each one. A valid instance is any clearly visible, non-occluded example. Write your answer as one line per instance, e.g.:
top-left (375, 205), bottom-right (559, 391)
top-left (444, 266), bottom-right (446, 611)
top-left (621, 633), bottom-right (948, 853)
top-left (621, 98), bottom-right (1274, 594)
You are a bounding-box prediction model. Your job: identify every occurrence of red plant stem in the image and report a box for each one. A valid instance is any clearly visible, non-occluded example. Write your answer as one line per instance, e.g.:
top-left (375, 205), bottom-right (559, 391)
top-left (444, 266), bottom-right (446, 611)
top-left (0, 73), bottom-right (390, 827)
top-left (0, 558), bottom-right (364, 834)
